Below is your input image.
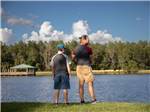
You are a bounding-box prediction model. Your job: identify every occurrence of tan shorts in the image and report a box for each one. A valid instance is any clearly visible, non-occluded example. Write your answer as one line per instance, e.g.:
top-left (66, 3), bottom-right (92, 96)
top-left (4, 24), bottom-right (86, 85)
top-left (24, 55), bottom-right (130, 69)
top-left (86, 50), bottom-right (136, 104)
top-left (76, 65), bottom-right (94, 83)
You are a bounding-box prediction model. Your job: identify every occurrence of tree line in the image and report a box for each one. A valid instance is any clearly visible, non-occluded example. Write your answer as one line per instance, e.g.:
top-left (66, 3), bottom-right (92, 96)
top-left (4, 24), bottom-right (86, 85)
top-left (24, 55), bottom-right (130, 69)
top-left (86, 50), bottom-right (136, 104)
top-left (1, 40), bottom-right (150, 72)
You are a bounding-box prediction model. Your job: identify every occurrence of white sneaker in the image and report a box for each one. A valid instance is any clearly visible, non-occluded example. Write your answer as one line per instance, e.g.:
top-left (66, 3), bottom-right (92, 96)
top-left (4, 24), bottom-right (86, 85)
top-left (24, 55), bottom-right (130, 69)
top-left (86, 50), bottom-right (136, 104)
top-left (91, 100), bottom-right (97, 104)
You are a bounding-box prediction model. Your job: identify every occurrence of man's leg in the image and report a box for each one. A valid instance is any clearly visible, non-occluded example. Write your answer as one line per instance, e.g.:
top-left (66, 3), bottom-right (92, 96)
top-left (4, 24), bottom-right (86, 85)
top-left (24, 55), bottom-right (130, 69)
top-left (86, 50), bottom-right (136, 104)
top-left (53, 89), bottom-right (60, 104)
top-left (88, 81), bottom-right (96, 101)
top-left (63, 89), bottom-right (68, 104)
top-left (79, 80), bottom-right (85, 102)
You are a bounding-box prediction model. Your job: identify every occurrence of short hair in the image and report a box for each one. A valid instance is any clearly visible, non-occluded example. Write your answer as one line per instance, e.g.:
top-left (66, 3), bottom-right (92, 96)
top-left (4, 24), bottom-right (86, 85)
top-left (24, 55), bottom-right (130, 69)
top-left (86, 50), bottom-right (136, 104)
top-left (79, 35), bottom-right (88, 40)
top-left (79, 35), bottom-right (88, 43)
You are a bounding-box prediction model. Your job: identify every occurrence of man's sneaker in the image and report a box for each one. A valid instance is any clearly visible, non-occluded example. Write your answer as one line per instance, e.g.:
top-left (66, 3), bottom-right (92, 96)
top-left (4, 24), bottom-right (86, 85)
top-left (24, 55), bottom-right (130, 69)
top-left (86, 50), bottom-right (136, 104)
top-left (91, 99), bottom-right (97, 104)
top-left (53, 103), bottom-right (58, 106)
top-left (80, 100), bottom-right (85, 104)
top-left (65, 103), bottom-right (69, 105)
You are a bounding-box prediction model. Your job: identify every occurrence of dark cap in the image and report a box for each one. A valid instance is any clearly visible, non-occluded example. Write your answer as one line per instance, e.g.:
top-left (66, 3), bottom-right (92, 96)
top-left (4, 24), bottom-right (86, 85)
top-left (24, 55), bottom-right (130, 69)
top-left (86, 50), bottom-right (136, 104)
top-left (57, 44), bottom-right (65, 49)
top-left (79, 35), bottom-right (88, 39)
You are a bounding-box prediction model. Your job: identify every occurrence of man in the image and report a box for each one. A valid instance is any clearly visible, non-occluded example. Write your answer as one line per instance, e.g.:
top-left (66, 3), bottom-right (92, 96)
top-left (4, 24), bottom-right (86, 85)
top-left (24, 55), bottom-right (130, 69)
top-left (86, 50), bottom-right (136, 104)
top-left (50, 44), bottom-right (71, 105)
top-left (72, 35), bottom-right (97, 104)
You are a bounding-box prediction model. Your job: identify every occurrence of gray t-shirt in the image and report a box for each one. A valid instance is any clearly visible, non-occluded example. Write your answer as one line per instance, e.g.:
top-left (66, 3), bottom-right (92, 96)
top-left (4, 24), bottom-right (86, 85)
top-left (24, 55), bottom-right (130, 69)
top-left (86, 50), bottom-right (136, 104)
top-left (74, 45), bottom-right (92, 65)
top-left (50, 52), bottom-right (69, 75)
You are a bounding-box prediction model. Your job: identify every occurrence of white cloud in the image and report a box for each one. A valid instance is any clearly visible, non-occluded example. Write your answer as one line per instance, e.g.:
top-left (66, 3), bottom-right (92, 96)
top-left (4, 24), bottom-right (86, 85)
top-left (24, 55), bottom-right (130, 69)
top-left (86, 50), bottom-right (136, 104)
top-left (39, 21), bottom-right (54, 36)
top-left (0, 9), bottom-right (122, 44)
top-left (7, 17), bottom-right (33, 26)
top-left (72, 20), bottom-right (89, 38)
top-left (1, 8), bottom-right (33, 26)
top-left (114, 37), bottom-right (122, 42)
top-left (23, 20), bottom-right (123, 44)
top-left (23, 21), bottom-right (65, 43)
top-left (89, 30), bottom-right (122, 44)
top-left (0, 28), bottom-right (13, 43)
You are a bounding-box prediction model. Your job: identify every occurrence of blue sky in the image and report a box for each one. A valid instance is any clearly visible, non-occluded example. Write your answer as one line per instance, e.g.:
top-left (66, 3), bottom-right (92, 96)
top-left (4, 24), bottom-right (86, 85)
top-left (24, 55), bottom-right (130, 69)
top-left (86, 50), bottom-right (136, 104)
top-left (1, 1), bottom-right (150, 43)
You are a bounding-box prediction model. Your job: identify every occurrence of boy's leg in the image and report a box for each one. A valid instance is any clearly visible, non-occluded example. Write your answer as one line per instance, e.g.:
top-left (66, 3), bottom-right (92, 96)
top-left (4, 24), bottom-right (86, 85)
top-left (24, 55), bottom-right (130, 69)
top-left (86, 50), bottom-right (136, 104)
top-left (88, 81), bottom-right (96, 101)
top-left (79, 80), bottom-right (85, 102)
top-left (63, 89), bottom-right (68, 104)
top-left (53, 89), bottom-right (60, 104)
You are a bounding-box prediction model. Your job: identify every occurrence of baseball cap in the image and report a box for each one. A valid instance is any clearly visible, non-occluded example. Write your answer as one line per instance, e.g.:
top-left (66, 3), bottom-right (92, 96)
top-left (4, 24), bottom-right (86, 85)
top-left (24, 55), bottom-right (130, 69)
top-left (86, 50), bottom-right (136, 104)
top-left (57, 44), bottom-right (65, 49)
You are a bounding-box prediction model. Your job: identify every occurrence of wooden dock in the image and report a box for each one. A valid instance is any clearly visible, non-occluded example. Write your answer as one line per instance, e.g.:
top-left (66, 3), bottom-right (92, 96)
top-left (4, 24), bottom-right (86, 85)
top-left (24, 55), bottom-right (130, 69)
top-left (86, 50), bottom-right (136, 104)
top-left (1, 64), bottom-right (36, 76)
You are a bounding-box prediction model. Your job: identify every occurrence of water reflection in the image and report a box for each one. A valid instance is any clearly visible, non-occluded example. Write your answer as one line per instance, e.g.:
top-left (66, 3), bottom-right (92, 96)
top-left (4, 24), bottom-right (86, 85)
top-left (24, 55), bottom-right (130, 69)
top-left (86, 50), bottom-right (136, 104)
top-left (1, 75), bottom-right (150, 103)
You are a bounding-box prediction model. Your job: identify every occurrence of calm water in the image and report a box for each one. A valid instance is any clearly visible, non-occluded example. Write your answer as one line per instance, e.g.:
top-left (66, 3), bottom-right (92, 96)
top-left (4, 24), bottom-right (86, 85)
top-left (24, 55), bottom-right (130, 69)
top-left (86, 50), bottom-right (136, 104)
top-left (1, 75), bottom-right (150, 103)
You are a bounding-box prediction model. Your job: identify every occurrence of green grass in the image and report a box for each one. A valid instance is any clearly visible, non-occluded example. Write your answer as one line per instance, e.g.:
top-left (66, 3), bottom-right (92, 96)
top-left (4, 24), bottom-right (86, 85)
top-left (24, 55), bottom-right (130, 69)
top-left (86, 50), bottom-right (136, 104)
top-left (1, 102), bottom-right (150, 112)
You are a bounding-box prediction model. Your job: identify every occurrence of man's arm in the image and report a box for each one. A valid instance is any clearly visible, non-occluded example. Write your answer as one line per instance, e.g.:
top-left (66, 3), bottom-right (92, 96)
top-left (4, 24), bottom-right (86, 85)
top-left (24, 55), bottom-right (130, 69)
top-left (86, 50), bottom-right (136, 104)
top-left (90, 48), bottom-right (93, 65)
top-left (67, 63), bottom-right (71, 79)
top-left (71, 49), bottom-right (77, 64)
top-left (86, 46), bottom-right (93, 65)
top-left (71, 51), bottom-right (76, 60)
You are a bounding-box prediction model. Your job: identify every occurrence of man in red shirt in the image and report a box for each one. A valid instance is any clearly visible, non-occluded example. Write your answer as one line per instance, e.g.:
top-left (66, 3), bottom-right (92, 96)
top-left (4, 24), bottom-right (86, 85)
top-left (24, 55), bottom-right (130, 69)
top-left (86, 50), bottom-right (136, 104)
top-left (72, 35), bottom-right (97, 104)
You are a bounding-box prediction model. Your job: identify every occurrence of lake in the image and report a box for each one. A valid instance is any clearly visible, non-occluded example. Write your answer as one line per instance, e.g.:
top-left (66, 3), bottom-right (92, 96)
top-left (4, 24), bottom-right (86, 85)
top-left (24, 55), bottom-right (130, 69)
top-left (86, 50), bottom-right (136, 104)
top-left (1, 75), bottom-right (150, 103)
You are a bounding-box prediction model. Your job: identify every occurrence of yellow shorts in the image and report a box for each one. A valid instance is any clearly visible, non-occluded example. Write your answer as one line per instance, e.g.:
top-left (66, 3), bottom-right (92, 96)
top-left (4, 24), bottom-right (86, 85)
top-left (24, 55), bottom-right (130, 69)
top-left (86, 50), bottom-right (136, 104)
top-left (76, 65), bottom-right (94, 83)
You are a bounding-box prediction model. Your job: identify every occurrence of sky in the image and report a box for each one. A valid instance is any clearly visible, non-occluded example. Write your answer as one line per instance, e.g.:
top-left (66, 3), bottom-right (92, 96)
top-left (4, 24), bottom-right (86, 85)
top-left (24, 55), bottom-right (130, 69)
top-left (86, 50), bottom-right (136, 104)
top-left (1, 1), bottom-right (150, 44)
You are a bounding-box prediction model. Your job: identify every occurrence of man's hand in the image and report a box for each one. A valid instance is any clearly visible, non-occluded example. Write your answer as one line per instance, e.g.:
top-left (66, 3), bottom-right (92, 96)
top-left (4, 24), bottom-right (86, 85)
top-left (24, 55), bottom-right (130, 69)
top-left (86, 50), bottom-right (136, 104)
top-left (52, 74), bottom-right (55, 80)
top-left (68, 74), bottom-right (71, 80)
top-left (51, 67), bottom-right (55, 80)
top-left (71, 51), bottom-right (76, 60)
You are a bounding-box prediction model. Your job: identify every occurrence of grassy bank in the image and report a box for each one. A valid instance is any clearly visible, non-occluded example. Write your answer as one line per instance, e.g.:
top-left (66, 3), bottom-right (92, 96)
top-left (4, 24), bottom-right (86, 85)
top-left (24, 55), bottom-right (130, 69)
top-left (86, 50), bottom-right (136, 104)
top-left (35, 70), bottom-right (150, 76)
top-left (1, 102), bottom-right (150, 112)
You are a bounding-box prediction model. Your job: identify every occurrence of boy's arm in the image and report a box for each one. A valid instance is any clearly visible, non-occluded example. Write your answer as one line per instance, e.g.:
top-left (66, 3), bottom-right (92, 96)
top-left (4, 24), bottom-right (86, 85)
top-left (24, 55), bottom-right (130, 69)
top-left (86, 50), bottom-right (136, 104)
top-left (65, 55), bottom-right (71, 79)
top-left (51, 67), bottom-right (55, 79)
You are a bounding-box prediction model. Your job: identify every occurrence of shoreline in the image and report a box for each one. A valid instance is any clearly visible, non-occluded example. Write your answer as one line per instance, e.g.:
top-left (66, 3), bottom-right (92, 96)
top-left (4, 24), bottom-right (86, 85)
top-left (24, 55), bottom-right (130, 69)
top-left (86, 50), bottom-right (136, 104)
top-left (36, 70), bottom-right (150, 76)
top-left (1, 70), bottom-right (150, 76)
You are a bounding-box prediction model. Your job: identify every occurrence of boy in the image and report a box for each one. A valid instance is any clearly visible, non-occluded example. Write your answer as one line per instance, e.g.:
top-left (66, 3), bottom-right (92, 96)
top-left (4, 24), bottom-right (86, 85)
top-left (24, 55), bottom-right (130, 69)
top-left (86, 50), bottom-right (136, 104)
top-left (50, 44), bottom-right (70, 104)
